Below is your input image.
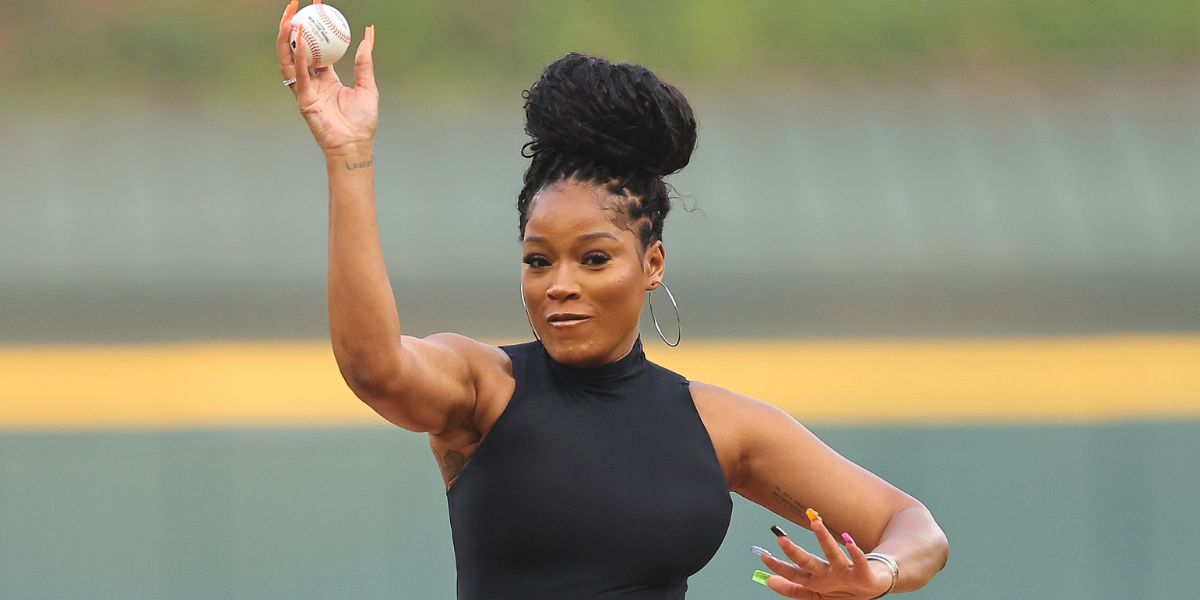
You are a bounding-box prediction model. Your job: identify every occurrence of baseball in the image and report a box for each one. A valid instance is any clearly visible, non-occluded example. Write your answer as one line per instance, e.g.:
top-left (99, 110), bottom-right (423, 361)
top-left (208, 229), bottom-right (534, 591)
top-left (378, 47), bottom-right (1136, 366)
top-left (289, 3), bottom-right (352, 69)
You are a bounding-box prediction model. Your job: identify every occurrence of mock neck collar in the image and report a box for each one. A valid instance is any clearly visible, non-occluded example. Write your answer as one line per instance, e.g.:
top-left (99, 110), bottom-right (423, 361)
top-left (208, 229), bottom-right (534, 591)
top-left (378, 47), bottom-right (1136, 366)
top-left (544, 337), bottom-right (646, 384)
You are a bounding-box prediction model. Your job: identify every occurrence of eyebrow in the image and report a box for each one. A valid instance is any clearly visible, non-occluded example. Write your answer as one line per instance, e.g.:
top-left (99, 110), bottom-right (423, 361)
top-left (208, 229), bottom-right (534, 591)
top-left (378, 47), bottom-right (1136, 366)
top-left (523, 232), bottom-right (620, 245)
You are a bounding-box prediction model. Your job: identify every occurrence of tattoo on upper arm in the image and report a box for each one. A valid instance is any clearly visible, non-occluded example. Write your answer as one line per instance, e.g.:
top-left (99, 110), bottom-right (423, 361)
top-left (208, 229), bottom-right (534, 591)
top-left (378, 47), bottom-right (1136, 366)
top-left (440, 449), bottom-right (467, 482)
top-left (345, 157), bottom-right (373, 170)
top-left (772, 485), bottom-right (809, 520)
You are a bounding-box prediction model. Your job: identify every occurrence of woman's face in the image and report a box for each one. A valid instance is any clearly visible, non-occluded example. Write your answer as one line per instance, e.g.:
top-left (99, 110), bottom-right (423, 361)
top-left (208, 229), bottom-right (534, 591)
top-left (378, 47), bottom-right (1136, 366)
top-left (521, 179), bottom-right (665, 367)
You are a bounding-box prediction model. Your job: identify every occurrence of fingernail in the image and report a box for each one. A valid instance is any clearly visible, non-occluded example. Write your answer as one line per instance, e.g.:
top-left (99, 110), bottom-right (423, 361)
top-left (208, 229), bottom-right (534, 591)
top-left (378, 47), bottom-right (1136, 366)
top-left (770, 525), bottom-right (788, 538)
top-left (842, 532), bottom-right (855, 545)
top-left (751, 545), bottom-right (773, 557)
top-left (367, 24), bottom-right (375, 44)
top-left (279, 1), bottom-right (295, 30)
top-left (752, 570), bottom-right (772, 586)
top-left (293, 24), bottom-right (305, 62)
top-left (806, 508), bottom-right (819, 522)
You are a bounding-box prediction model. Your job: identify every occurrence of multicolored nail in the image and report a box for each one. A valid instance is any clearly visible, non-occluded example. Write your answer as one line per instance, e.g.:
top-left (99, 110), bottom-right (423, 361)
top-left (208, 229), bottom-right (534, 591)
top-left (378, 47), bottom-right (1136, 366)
top-left (770, 525), bottom-right (788, 538)
top-left (752, 570), bottom-right (772, 586)
top-left (842, 532), bottom-right (855, 545)
top-left (751, 545), bottom-right (773, 557)
top-left (806, 508), bottom-right (819, 522)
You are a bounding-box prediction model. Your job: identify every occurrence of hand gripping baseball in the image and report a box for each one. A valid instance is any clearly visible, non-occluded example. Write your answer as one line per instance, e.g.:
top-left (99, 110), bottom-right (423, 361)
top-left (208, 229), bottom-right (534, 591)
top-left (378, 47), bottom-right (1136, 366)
top-left (277, 1), bottom-right (378, 154)
top-left (758, 510), bottom-right (892, 599)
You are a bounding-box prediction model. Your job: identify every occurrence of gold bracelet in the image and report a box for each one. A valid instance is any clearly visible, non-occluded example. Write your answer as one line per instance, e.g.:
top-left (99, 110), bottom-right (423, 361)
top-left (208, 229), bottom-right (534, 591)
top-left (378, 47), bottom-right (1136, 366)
top-left (864, 552), bottom-right (899, 599)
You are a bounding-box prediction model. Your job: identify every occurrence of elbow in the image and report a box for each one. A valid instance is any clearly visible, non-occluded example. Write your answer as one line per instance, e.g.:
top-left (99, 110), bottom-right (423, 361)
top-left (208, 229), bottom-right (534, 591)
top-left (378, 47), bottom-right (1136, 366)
top-left (332, 347), bottom-right (406, 402)
top-left (918, 503), bottom-right (949, 571)
top-left (342, 361), bottom-right (405, 402)
top-left (935, 525), bottom-right (950, 571)
top-left (335, 354), bottom-right (436, 433)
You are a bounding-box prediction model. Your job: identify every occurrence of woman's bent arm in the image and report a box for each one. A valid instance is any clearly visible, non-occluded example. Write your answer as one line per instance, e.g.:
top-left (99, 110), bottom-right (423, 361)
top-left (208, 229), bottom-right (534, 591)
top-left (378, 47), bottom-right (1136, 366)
top-left (692, 382), bottom-right (948, 597)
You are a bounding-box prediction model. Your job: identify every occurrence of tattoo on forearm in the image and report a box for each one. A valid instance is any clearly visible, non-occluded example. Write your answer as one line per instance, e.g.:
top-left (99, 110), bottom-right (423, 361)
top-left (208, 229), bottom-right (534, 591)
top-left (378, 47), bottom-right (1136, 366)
top-left (773, 486), bottom-right (809, 519)
top-left (345, 156), bottom-right (373, 170)
top-left (440, 449), bottom-right (467, 482)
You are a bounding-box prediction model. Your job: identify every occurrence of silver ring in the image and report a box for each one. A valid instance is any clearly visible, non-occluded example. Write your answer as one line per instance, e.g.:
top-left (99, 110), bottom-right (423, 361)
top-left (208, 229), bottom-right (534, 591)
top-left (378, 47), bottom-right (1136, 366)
top-left (282, 77), bottom-right (298, 86)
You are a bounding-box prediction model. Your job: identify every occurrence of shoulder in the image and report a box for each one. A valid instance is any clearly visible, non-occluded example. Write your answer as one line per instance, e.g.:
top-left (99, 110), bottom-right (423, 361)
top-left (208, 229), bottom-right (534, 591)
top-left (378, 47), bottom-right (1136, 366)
top-left (495, 339), bottom-right (543, 363)
top-left (689, 380), bottom-right (791, 421)
top-left (688, 380), bottom-right (801, 490)
top-left (423, 333), bottom-right (516, 432)
top-left (423, 332), bottom-right (512, 371)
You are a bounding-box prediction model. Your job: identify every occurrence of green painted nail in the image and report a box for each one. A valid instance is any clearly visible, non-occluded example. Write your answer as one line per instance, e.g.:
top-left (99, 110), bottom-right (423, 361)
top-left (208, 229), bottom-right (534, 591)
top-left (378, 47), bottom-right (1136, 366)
top-left (752, 570), bottom-right (771, 586)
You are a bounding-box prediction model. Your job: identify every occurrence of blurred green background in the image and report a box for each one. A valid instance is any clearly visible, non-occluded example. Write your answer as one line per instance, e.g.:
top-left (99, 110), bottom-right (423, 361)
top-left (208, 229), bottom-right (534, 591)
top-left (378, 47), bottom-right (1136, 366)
top-left (2, 1), bottom-right (1199, 599)
top-left (3, 0), bottom-right (1198, 105)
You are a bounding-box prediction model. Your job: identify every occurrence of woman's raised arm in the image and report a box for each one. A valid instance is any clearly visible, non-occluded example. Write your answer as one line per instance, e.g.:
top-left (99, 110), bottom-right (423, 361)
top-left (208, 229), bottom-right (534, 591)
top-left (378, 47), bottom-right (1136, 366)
top-left (276, 2), bottom-right (499, 434)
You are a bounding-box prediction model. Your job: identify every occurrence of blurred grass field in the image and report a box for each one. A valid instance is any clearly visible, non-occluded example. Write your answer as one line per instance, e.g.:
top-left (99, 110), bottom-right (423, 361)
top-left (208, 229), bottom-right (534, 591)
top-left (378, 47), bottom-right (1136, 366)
top-left (4, 0), bottom-right (1199, 105)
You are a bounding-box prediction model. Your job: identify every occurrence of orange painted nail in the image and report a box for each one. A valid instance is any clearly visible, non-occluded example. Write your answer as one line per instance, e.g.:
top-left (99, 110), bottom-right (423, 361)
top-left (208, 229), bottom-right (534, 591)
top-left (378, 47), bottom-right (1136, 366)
top-left (367, 24), bottom-right (375, 44)
top-left (806, 508), bottom-right (819, 522)
top-left (280, 1), bottom-right (297, 30)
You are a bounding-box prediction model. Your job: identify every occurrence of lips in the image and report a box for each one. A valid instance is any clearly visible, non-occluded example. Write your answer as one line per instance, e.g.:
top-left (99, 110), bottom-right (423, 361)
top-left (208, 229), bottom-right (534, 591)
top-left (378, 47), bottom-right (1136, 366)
top-left (547, 313), bottom-right (592, 327)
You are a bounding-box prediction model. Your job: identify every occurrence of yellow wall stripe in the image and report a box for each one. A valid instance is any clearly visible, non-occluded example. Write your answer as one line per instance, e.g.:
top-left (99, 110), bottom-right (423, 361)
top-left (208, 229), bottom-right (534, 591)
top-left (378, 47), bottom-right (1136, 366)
top-left (2, 335), bottom-right (1198, 431)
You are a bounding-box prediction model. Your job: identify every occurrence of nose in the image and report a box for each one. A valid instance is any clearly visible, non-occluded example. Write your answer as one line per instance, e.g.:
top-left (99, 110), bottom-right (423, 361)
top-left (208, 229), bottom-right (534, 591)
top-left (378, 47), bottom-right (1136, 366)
top-left (546, 266), bottom-right (582, 302)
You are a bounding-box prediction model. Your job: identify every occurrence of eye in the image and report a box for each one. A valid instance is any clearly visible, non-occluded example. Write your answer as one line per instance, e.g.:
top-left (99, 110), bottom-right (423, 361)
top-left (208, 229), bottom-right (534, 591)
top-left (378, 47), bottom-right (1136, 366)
top-left (523, 254), bottom-right (550, 268)
top-left (582, 252), bottom-right (611, 267)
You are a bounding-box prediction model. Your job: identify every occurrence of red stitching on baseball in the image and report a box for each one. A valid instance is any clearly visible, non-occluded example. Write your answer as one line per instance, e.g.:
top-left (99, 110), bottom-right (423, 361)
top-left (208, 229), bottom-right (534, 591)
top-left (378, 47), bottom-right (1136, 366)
top-left (303, 28), bottom-right (322, 66)
top-left (315, 5), bottom-right (352, 44)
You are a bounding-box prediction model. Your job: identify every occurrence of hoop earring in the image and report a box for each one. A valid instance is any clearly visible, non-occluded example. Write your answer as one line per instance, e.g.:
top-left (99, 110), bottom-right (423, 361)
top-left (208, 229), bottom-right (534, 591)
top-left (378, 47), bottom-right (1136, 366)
top-left (648, 282), bottom-right (681, 347)
top-left (520, 284), bottom-right (540, 341)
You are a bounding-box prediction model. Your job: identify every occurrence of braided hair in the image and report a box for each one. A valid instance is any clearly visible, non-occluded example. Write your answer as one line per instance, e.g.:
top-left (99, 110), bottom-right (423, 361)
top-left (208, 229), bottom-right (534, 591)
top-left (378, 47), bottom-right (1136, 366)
top-left (517, 53), bottom-right (697, 247)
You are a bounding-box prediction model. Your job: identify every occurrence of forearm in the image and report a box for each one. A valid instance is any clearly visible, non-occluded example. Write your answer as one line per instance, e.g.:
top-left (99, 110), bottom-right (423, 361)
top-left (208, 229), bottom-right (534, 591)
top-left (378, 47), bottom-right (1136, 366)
top-left (324, 141), bottom-right (403, 390)
top-left (868, 505), bottom-right (948, 594)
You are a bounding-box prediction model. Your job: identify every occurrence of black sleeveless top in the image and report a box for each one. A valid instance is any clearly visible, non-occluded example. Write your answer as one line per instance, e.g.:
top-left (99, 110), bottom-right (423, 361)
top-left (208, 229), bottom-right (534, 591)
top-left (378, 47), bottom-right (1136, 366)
top-left (446, 339), bottom-right (733, 599)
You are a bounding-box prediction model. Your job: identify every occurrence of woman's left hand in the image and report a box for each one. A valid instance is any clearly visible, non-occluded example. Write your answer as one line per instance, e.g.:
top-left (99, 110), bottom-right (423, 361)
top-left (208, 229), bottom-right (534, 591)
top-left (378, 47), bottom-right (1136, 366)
top-left (758, 510), bottom-right (891, 599)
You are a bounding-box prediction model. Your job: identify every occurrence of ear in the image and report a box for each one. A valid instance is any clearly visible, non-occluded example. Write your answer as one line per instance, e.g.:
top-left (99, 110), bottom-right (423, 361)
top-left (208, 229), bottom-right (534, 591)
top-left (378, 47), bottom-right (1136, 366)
top-left (643, 240), bottom-right (666, 290)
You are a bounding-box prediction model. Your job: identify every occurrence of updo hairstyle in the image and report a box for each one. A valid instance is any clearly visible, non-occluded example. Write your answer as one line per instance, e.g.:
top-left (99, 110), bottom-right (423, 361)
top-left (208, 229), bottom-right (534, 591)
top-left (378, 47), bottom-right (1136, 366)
top-left (517, 53), bottom-right (697, 248)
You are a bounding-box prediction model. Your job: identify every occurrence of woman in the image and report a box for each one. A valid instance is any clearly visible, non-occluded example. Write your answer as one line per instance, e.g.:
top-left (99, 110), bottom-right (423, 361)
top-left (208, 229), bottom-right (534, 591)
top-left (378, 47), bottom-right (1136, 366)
top-left (276, 4), bottom-right (948, 599)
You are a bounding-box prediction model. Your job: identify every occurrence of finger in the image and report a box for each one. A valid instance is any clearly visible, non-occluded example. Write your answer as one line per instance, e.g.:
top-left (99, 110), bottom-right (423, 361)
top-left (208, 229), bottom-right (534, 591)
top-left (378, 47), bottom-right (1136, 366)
top-left (354, 25), bottom-right (377, 93)
top-left (840, 532), bottom-right (878, 588)
top-left (759, 554), bottom-right (813, 583)
top-left (766, 575), bottom-right (818, 600)
top-left (842, 532), bottom-right (873, 577)
top-left (293, 24), bottom-right (315, 101)
top-left (807, 508), bottom-right (851, 569)
top-left (777, 535), bottom-right (830, 577)
top-left (277, 0), bottom-right (297, 31)
top-left (276, 1), bottom-right (299, 81)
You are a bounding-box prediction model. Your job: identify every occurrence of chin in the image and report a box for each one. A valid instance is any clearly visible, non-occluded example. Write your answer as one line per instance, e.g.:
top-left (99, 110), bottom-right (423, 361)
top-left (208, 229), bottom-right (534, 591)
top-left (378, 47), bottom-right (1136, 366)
top-left (541, 334), bottom-right (606, 367)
